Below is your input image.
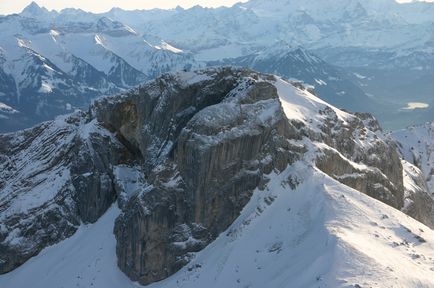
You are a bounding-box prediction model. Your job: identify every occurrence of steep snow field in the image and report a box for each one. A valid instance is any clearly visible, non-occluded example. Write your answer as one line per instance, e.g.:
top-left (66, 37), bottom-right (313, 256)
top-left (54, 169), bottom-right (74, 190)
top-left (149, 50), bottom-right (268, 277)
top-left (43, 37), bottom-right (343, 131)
top-left (0, 206), bottom-right (139, 288)
top-left (1, 78), bottom-right (434, 288)
top-left (1, 164), bottom-right (434, 288)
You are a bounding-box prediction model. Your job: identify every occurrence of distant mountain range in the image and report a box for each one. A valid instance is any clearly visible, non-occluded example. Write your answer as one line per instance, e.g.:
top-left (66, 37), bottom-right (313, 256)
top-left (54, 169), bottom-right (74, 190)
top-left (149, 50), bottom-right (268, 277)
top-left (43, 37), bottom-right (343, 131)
top-left (1, 0), bottom-right (434, 132)
top-left (0, 7), bottom-right (198, 132)
top-left (210, 42), bottom-right (375, 113)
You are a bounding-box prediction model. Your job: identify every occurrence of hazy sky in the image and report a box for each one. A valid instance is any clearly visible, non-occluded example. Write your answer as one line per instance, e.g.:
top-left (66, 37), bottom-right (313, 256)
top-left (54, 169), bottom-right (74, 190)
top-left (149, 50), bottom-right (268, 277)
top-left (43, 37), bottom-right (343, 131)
top-left (0, 0), bottom-right (431, 15)
top-left (0, 0), bottom-right (247, 15)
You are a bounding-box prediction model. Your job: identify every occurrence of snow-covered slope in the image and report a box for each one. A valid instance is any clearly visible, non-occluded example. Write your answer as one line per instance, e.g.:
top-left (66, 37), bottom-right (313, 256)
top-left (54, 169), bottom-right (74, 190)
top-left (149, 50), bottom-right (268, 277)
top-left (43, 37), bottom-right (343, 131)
top-left (148, 165), bottom-right (434, 288)
top-left (0, 206), bottom-right (136, 288)
top-left (0, 102), bottom-right (18, 119)
top-left (1, 141), bottom-right (434, 288)
top-left (394, 123), bottom-right (434, 194)
top-left (0, 68), bottom-right (433, 287)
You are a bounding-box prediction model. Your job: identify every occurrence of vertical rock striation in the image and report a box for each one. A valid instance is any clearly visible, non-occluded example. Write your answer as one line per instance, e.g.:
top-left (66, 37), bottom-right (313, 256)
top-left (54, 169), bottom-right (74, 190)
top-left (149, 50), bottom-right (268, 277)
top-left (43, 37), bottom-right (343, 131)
top-left (97, 68), bottom-right (300, 284)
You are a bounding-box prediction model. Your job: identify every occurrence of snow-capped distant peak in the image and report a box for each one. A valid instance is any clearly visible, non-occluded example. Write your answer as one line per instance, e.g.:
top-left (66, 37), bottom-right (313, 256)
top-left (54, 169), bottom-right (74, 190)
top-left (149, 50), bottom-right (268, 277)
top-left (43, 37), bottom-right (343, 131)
top-left (20, 1), bottom-right (50, 17)
top-left (254, 41), bottom-right (321, 65)
top-left (256, 41), bottom-right (296, 59)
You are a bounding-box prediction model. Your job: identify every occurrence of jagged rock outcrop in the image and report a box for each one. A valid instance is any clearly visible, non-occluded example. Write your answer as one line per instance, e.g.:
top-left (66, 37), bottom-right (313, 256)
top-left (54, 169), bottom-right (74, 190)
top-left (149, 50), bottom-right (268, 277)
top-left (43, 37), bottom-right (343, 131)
top-left (393, 122), bottom-right (434, 194)
top-left (315, 111), bottom-right (404, 209)
top-left (392, 123), bottom-right (434, 227)
top-left (280, 95), bottom-right (434, 227)
top-left (98, 69), bottom-right (301, 284)
top-left (0, 113), bottom-right (132, 274)
top-left (400, 160), bottom-right (434, 228)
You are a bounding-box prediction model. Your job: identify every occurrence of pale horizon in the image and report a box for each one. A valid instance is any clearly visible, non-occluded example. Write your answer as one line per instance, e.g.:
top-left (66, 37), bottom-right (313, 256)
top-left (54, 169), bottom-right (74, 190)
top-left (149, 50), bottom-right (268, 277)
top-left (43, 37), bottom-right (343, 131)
top-left (1, 0), bottom-right (433, 16)
top-left (0, 0), bottom-right (248, 15)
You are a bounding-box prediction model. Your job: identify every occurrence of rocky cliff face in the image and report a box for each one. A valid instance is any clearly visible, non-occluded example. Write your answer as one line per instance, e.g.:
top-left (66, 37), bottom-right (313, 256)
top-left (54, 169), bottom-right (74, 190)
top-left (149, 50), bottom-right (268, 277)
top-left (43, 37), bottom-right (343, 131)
top-left (314, 111), bottom-right (404, 209)
top-left (94, 69), bottom-right (301, 284)
top-left (1, 67), bottom-right (433, 285)
top-left (0, 113), bottom-right (132, 273)
top-left (393, 123), bottom-right (434, 227)
top-left (393, 123), bottom-right (434, 194)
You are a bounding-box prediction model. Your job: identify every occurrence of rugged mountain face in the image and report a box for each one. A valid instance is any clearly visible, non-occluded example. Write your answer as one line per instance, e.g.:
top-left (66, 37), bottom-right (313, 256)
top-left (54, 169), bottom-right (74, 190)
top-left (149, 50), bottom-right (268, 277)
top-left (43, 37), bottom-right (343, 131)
top-left (0, 112), bottom-right (133, 273)
top-left (0, 11), bottom-right (198, 132)
top-left (3, 0), bottom-right (434, 132)
top-left (96, 69), bottom-right (300, 284)
top-left (211, 42), bottom-right (377, 113)
top-left (394, 123), bottom-right (434, 194)
top-left (0, 68), bottom-right (433, 286)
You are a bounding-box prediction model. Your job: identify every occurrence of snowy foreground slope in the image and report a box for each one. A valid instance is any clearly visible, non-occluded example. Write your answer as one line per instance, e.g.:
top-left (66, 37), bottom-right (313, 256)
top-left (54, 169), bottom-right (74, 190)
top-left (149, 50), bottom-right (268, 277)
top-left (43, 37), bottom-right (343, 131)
top-left (1, 68), bottom-right (434, 287)
top-left (2, 166), bottom-right (434, 288)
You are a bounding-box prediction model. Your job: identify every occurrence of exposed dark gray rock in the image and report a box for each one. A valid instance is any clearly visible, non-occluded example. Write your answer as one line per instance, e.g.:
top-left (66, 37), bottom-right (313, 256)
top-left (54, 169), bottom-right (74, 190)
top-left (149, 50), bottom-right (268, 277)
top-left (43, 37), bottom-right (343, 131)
top-left (0, 112), bottom-right (132, 274)
top-left (289, 104), bottom-right (434, 227)
top-left (103, 68), bottom-right (300, 284)
top-left (315, 111), bottom-right (404, 209)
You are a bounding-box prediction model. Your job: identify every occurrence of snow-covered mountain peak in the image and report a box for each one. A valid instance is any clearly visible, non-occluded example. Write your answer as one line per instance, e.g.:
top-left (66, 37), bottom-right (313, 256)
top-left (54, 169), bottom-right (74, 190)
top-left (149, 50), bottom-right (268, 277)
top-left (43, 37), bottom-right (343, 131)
top-left (243, 0), bottom-right (412, 21)
top-left (256, 41), bottom-right (295, 58)
top-left (256, 42), bottom-right (320, 64)
top-left (59, 7), bottom-right (87, 15)
top-left (20, 1), bottom-right (51, 18)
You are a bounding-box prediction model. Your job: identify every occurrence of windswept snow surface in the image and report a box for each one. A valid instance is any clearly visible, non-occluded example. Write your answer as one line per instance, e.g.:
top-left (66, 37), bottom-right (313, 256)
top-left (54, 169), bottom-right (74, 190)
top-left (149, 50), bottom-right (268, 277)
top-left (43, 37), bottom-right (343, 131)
top-left (149, 165), bottom-right (434, 288)
top-left (275, 77), bottom-right (353, 126)
top-left (1, 165), bottom-right (434, 288)
top-left (0, 206), bottom-right (140, 288)
top-left (1, 78), bottom-right (434, 288)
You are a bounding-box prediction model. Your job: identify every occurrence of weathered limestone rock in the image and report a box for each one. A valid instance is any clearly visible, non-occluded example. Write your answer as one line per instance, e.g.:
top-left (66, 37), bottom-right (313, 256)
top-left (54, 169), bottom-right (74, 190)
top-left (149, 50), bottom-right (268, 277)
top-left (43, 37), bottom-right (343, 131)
top-left (307, 108), bottom-right (405, 210)
top-left (108, 68), bottom-right (300, 284)
top-left (302, 106), bottom-right (434, 227)
top-left (0, 113), bottom-right (131, 274)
